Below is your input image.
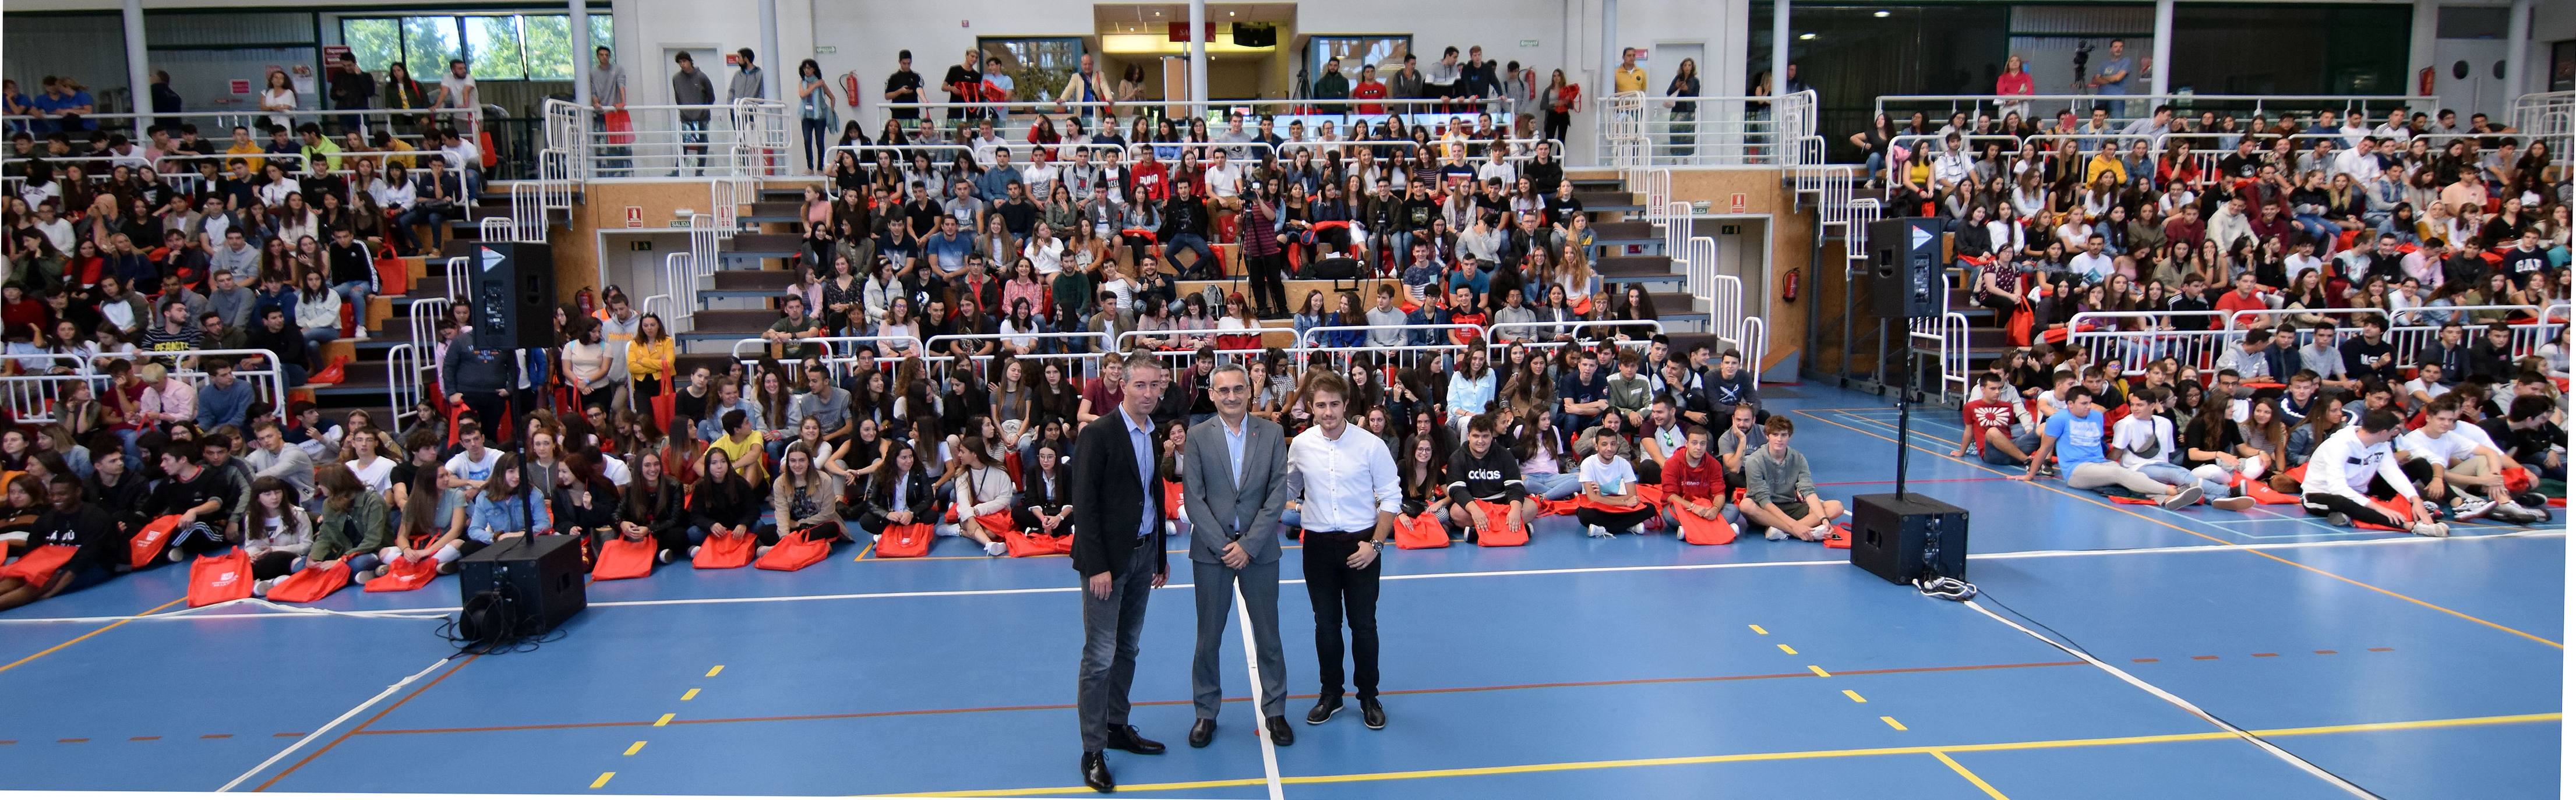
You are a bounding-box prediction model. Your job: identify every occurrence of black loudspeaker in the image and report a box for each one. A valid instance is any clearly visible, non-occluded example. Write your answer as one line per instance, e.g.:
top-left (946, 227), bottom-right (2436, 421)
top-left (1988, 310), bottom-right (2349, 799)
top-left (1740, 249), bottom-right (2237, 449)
top-left (1301, 256), bottom-right (1363, 280)
top-left (1231, 23), bottom-right (1277, 48)
top-left (1847, 493), bottom-right (1969, 585)
top-left (471, 242), bottom-right (558, 351)
top-left (457, 534), bottom-right (587, 639)
top-left (1866, 217), bottom-right (1947, 318)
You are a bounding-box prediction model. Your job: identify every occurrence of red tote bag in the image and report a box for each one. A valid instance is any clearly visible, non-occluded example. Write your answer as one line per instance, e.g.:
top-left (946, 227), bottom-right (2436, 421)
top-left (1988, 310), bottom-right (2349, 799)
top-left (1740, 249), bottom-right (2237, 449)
top-left (128, 515), bottom-right (185, 569)
top-left (1674, 507), bottom-right (1738, 546)
top-left (872, 522), bottom-right (936, 558)
top-left (592, 535), bottom-right (658, 580)
top-left (0, 544), bottom-right (79, 585)
top-left (1470, 500), bottom-right (1528, 547)
top-left (755, 528), bottom-right (832, 572)
top-left (693, 529), bottom-right (757, 569)
top-left (603, 109), bottom-right (636, 145)
top-left (264, 561), bottom-right (352, 603)
top-left (1391, 512), bottom-right (1450, 549)
top-left (364, 555), bottom-right (442, 592)
top-left (1003, 529), bottom-right (1075, 557)
top-left (187, 548), bottom-right (254, 608)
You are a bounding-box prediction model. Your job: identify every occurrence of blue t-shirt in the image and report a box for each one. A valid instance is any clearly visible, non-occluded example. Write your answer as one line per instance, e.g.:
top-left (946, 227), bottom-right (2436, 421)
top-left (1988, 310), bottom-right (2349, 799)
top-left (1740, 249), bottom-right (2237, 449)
top-left (2094, 57), bottom-right (2132, 94)
top-left (2045, 408), bottom-right (2107, 466)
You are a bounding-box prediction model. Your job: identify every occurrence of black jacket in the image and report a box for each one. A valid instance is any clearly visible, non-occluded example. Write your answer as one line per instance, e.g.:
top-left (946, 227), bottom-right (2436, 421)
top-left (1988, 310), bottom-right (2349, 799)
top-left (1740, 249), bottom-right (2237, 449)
top-left (1159, 196), bottom-right (1209, 240)
top-left (619, 476), bottom-right (687, 541)
top-left (1068, 413), bottom-right (1167, 579)
top-left (1018, 460), bottom-right (1072, 514)
top-left (857, 468), bottom-right (937, 528)
top-left (686, 475), bottom-right (761, 530)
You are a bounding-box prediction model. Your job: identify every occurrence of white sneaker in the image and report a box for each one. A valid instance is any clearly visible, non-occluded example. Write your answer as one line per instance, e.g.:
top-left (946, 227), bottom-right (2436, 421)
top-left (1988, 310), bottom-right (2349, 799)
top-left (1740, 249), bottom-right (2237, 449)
top-left (983, 540), bottom-right (1008, 556)
top-left (168, 548), bottom-right (185, 563)
top-left (754, 545), bottom-right (773, 557)
top-left (688, 546), bottom-right (701, 557)
top-left (1621, 525), bottom-right (1644, 536)
top-left (1764, 527), bottom-right (1788, 541)
top-left (2411, 521), bottom-right (2450, 538)
top-left (370, 564), bottom-right (389, 579)
top-left (250, 579), bottom-right (272, 597)
top-left (1805, 522), bottom-right (1833, 541)
top-left (2159, 486), bottom-right (2204, 510)
top-left (2453, 497), bottom-right (2495, 521)
top-left (353, 328), bottom-right (370, 340)
top-left (1585, 525), bottom-right (1611, 538)
top-left (657, 550), bottom-right (676, 564)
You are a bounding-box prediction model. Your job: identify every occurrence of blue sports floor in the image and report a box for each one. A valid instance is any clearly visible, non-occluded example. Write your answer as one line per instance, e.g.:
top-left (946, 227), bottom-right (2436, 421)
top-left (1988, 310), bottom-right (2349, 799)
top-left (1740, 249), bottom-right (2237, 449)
top-left (0, 385), bottom-right (2561, 798)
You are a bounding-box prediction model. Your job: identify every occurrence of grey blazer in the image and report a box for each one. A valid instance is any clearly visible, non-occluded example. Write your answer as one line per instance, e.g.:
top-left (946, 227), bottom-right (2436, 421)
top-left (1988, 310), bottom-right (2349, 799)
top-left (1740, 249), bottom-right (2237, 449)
top-left (1179, 415), bottom-right (1290, 566)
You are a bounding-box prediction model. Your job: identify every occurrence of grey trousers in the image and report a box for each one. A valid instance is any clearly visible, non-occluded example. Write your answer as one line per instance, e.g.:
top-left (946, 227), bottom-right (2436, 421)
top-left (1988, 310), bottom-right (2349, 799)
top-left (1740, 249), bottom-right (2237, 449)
top-left (1077, 541), bottom-right (1158, 753)
top-left (1192, 558), bottom-right (1288, 721)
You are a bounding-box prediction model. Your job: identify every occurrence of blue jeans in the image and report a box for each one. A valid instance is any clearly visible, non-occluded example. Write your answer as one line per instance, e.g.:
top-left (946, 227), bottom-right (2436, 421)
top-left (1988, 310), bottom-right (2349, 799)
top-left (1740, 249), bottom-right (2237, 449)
top-left (335, 281), bottom-right (372, 333)
top-left (400, 204), bottom-right (455, 247)
top-left (1980, 431), bottom-right (2042, 465)
top-left (2136, 461), bottom-right (2231, 498)
top-left (1166, 233), bottom-right (1218, 271)
top-left (1864, 151), bottom-right (1886, 185)
top-left (595, 115), bottom-right (630, 177)
top-left (679, 119), bottom-right (710, 176)
top-left (304, 327), bottom-right (340, 349)
top-left (1524, 472), bottom-right (1583, 501)
top-left (2292, 214), bottom-right (2335, 247)
top-left (801, 118), bottom-right (830, 173)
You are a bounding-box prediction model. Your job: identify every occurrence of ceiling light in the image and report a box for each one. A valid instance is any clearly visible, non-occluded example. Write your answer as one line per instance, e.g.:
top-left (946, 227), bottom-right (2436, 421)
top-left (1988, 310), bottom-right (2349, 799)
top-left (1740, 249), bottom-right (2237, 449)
top-left (1798, 33), bottom-right (1817, 40)
top-left (1229, 10), bottom-right (1237, 16)
top-left (1873, 9), bottom-right (1890, 17)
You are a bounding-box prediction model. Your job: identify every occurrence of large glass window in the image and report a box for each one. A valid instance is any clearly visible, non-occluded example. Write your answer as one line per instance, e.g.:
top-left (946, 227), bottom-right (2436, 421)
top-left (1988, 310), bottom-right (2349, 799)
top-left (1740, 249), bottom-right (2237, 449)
top-left (401, 16), bottom-right (463, 80)
top-left (341, 18), bottom-right (403, 73)
top-left (979, 37), bottom-right (1085, 102)
top-left (466, 16), bottom-right (529, 80)
top-left (344, 12), bottom-right (612, 82)
top-left (520, 15), bottom-right (576, 80)
top-left (1308, 36), bottom-right (1410, 86)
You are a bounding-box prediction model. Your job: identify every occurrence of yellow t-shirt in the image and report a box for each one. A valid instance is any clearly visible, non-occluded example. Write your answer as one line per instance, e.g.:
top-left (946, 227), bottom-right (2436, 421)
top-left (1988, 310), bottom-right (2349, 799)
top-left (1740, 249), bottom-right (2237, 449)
top-left (1614, 66), bottom-right (1648, 95)
top-left (710, 430), bottom-right (767, 485)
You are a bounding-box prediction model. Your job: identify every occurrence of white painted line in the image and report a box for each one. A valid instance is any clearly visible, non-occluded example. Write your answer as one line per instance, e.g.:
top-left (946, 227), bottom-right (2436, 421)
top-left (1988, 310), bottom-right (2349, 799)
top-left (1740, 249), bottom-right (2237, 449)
top-left (216, 654), bottom-right (454, 792)
top-left (1234, 583), bottom-right (1285, 800)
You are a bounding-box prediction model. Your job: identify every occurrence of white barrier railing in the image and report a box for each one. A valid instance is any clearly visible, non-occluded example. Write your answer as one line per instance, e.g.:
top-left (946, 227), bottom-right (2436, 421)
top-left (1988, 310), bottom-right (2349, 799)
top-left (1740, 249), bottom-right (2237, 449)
top-left (0, 354), bottom-right (97, 424)
top-left (1872, 93), bottom-right (2433, 127)
top-left (1485, 320), bottom-right (1663, 348)
top-left (730, 334), bottom-right (926, 384)
top-left (1603, 93), bottom-right (1805, 167)
top-left (2065, 310), bottom-right (2239, 376)
top-left (1907, 282), bottom-right (1972, 402)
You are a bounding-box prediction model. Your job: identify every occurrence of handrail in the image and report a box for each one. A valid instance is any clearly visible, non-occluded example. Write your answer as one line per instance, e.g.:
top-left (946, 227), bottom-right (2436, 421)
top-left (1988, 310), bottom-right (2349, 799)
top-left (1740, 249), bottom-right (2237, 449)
top-left (1484, 320), bottom-right (1663, 345)
top-left (1293, 323), bottom-right (1483, 352)
top-left (1872, 93), bottom-right (2433, 122)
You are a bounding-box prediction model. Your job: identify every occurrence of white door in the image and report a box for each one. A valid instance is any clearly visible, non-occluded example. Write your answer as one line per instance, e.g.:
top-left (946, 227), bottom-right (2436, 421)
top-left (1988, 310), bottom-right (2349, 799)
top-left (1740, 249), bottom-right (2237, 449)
top-left (2432, 38), bottom-right (2510, 121)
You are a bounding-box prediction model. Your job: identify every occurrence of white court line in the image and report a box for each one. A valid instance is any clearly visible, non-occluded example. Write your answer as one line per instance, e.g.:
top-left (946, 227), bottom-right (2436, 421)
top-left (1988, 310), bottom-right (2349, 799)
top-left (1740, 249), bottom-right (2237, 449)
top-left (5, 532), bottom-right (2557, 625)
top-left (1233, 583), bottom-right (1286, 800)
top-left (215, 654), bottom-right (454, 792)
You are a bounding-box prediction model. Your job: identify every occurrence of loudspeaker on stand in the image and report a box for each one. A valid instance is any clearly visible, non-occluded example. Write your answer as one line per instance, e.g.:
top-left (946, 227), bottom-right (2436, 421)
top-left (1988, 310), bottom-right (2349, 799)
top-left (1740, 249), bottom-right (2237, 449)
top-left (1848, 493), bottom-right (1969, 585)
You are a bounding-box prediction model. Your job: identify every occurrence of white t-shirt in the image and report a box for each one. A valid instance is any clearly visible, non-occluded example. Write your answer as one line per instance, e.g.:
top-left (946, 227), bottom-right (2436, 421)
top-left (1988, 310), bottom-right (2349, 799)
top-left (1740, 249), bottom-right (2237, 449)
top-left (2110, 414), bottom-right (2178, 468)
top-left (1578, 454), bottom-right (1637, 495)
top-left (2396, 425), bottom-right (2479, 465)
top-left (2402, 378), bottom-right (2447, 400)
top-left (443, 448), bottom-right (502, 482)
top-left (439, 74), bottom-right (477, 109)
top-left (2068, 252), bottom-right (2116, 283)
top-left (346, 455), bottom-right (396, 493)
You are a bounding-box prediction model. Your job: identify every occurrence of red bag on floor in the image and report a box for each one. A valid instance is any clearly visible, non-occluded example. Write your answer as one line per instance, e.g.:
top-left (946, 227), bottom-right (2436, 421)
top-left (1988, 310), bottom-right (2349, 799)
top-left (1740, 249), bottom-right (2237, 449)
top-left (968, 510), bottom-right (1019, 539)
top-left (693, 529), bottom-right (757, 569)
top-left (1003, 529), bottom-right (1075, 557)
top-left (1470, 500), bottom-right (1527, 547)
top-left (592, 535), bottom-right (658, 580)
top-left (264, 561), bottom-right (351, 603)
top-left (1820, 523), bottom-right (1852, 549)
top-left (0, 544), bottom-right (79, 585)
top-left (187, 548), bottom-right (253, 607)
top-left (128, 515), bottom-right (184, 569)
top-left (1162, 479), bottom-right (1184, 519)
top-left (873, 522), bottom-right (936, 558)
top-left (365, 555), bottom-right (442, 592)
top-left (2349, 495), bottom-right (2419, 533)
top-left (2241, 479), bottom-right (2301, 505)
top-left (2502, 466), bottom-right (2537, 495)
top-left (756, 528), bottom-right (831, 571)
top-left (1535, 497), bottom-right (1580, 516)
top-left (1674, 505), bottom-right (1737, 545)
top-left (1576, 494), bottom-right (1652, 514)
top-left (1391, 512), bottom-right (1449, 549)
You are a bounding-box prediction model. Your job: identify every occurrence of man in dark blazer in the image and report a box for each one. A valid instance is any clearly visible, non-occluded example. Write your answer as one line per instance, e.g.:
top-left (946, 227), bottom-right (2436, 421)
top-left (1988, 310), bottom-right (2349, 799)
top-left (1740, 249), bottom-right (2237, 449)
top-left (1068, 351), bottom-right (1172, 793)
top-left (1179, 362), bottom-right (1293, 749)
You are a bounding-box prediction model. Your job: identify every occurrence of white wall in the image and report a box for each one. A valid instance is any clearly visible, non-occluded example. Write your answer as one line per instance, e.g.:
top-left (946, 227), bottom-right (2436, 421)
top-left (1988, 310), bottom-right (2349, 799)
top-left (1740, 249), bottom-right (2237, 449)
top-left (2531, 0), bottom-right (2572, 95)
top-left (612, 0), bottom-right (814, 109)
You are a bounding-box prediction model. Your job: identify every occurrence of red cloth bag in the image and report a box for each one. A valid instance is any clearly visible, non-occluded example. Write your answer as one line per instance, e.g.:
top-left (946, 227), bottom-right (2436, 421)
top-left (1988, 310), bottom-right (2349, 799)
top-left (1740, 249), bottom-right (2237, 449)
top-left (603, 109), bottom-right (636, 145)
top-left (2502, 466), bottom-right (2538, 495)
top-left (1820, 523), bottom-right (1853, 549)
top-left (1535, 497), bottom-right (1580, 516)
top-left (264, 561), bottom-right (352, 603)
top-left (365, 555), bottom-right (442, 592)
top-left (1391, 512), bottom-right (1450, 549)
top-left (756, 528), bottom-right (831, 571)
top-left (1470, 500), bottom-right (1528, 547)
top-left (187, 548), bottom-right (254, 607)
top-left (1003, 529), bottom-right (1075, 557)
top-left (1674, 505), bottom-right (1738, 545)
top-left (873, 522), bottom-right (936, 558)
top-left (2240, 477), bottom-right (2302, 505)
top-left (0, 544), bottom-right (79, 585)
top-left (693, 529), bottom-right (757, 569)
top-left (592, 535), bottom-right (658, 580)
top-left (128, 515), bottom-right (185, 569)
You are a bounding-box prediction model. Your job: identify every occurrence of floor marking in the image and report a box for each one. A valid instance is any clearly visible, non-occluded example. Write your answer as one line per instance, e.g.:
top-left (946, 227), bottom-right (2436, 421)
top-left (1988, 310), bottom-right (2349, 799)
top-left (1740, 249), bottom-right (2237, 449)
top-left (1880, 716), bottom-right (1907, 731)
top-left (236, 654), bottom-right (474, 792)
top-left (2367, 647), bottom-right (2394, 652)
top-left (681, 688), bottom-right (699, 701)
top-left (853, 541), bottom-right (876, 561)
top-left (623, 741), bottom-right (645, 756)
top-left (2190, 656), bottom-right (2221, 660)
top-left (2315, 650), bottom-right (2338, 654)
top-left (1231, 583), bottom-right (1286, 800)
top-left (2251, 653), bottom-right (2279, 658)
top-left (1776, 643), bottom-right (1798, 655)
top-left (1931, 751), bottom-right (2011, 799)
top-left (590, 771), bottom-right (615, 790)
top-left (58, 738), bottom-right (88, 743)
top-left (200, 734), bottom-right (232, 739)
top-left (652, 713), bottom-right (673, 727)
top-left (0, 597), bottom-right (185, 672)
top-left (1959, 598), bottom-right (2378, 799)
top-left (2132, 658), bottom-right (2159, 663)
top-left (705, 666), bottom-right (724, 677)
top-left (1843, 690), bottom-right (1868, 703)
top-left (1802, 409), bottom-right (2568, 650)
top-left (1748, 624), bottom-right (1768, 635)
top-left (130, 736), bottom-right (161, 741)
top-left (891, 713), bottom-right (2556, 797)
top-left (351, 660), bottom-right (2089, 737)
top-left (1807, 665), bottom-right (1832, 678)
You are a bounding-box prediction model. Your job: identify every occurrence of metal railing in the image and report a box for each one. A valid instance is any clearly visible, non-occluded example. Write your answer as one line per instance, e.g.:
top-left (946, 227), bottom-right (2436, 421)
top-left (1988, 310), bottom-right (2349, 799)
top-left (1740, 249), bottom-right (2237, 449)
top-left (1907, 282), bottom-right (1972, 402)
top-left (729, 334), bottom-right (926, 384)
top-left (1872, 94), bottom-right (2434, 128)
top-left (1598, 92), bottom-right (1811, 167)
top-left (542, 98), bottom-right (791, 179)
top-left (922, 331), bottom-right (1114, 381)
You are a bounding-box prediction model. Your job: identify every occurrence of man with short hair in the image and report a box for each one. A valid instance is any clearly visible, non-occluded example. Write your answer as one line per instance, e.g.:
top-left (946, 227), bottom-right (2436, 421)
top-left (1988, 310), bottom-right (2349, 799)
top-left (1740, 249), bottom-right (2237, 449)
top-left (672, 52), bottom-right (715, 175)
top-left (195, 358), bottom-right (254, 431)
top-left (2302, 409), bottom-right (2450, 536)
top-left (2483, 392), bottom-right (2567, 483)
top-left (2016, 385), bottom-right (2205, 510)
top-left (1070, 355), bottom-right (1173, 792)
top-left (1554, 348), bottom-right (1610, 447)
top-left (1179, 362), bottom-right (1293, 750)
top-left (1283, 369), bottom-right (1399, 732)
top-left (1736, 415), bottom-right (1847, 540)
top-left (244, 419), bottom-right (317, 502)
top-left (1955, 374), bottom-right (2039, 466)
top-left (2399, 397), bottom-right (2544, 522)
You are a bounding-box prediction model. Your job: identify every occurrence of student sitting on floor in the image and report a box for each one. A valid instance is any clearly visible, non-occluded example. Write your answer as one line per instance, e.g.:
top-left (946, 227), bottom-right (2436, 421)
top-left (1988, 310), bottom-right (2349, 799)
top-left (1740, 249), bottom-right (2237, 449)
top-left (768, 443), bottom-right (848, 546)
top-left (1398, 433), bottom-right (1453, 530)
top-left (1713, 402), bottom-right (1761, 490)
top-left (1446, 413), bottom-right (1531, 539)
top-left (686, 449), bottom-right (762, 557)
top-left (616, 452), bottom-right (691, 564)
top-left (0, 475), bottom-right (126, 612)
top-left (380, 470), bottom-right (473, 577)
top-left (1659, 426), bottom-right (1740, 530)
top-left (553, 452), bottom-right (622, 551)
top-left (1577, 426), bottom-right (1655, 537)
top-left (951, 435), bottom-right (1018, 556)
top-left (2118, 388), bottom-right (2256, 511)
top-left (2483, 394), bottom-right (2566, 483)
top-left (237, 476), bottom-right (314, 595)
top-left (856, 443), bottom-right (938, 542)
top-left (467, 454), bottom-right (550, 545)
top-left (1954, 374), bottom-right (2041, 467)
top-left (2016, 385), bottom-right (2204, 510)
top-left (152, 445), bottom-right (238, 562)
top-left (1737, 415), bottom-right (1848, 541)
top-left (308, 464), bottom-right (390, 578)
top-left (2399, 395), bottom-right (2548, 523)
top-left (1014, 440), bottom-right (1075, 540)
top-left (2300, 408), bottom-right (2450, 537)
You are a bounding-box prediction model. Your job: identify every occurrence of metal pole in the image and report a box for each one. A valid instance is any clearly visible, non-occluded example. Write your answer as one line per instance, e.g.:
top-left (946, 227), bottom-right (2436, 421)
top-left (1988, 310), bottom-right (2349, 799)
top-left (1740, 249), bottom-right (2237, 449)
top-left (1771, 0), bottom-right (1790, 101)
top-left (570, 0), bottom-right (591, 106)
top-left (758, 0), bottom-right (780, 100)
top-left (1603, 0), bottom-right (1619, 100)
top-left (2150, 0), bottom-right (2173, 98)
top-left (1190, 0), bottom-right (1209, 115)
top-left (2501, 0), bottom-right (2531, 101)
top-left (121, 0), bottom-right (151, 140)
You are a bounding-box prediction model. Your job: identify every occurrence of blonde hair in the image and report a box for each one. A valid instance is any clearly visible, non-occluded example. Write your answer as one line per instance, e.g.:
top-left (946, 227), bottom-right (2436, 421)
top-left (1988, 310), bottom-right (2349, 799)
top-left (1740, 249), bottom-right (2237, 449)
top-left (139, 363), bottom-right (168, 384)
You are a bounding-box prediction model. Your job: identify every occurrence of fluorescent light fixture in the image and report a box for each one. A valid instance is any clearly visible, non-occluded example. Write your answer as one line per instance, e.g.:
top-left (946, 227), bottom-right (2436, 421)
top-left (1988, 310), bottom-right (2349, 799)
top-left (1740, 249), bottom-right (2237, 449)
top-left (1873, 10), bottom-right (1890, 17)
top-left (1798, 33), bottom-right (1817, 40)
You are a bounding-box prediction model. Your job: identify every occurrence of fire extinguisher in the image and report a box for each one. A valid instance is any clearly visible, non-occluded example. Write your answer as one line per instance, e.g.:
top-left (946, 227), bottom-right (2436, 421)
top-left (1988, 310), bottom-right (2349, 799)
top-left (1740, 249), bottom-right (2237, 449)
top-left (576, 286), bottom-right (597, 319)
top-left (841, 71), bottom-right (863, 107)
top-left (1782, 268), bottom-right (1800, 302)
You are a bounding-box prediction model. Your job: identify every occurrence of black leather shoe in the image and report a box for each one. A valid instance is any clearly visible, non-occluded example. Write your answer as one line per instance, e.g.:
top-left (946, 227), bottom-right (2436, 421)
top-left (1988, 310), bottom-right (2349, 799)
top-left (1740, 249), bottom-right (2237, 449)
top-left (1106, 724), bottom-right (1165, 755)
top-left (1305, 696), bottom-right (1343, 724)
top-left (1187, 718), bottom-right (1216, 748)
top-left (1360, 698), bottom-right (1386, 730)
top-left (1081, 751), bottom-right (1114, 793)
top-left (1265, 715), bottom-right (1295, 745)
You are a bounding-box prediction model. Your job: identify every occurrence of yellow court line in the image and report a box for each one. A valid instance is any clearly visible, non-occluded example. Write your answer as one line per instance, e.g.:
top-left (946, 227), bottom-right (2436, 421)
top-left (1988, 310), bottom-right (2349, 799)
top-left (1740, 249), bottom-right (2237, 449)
top-left (680, 688), bottom-right (700, 701)
top-left (1881, 716), bottom-right (1908, 731)
top-left (1777, 643), bottom-right (1799, 655)
top-left (1808, 665), bottom-right (1832, 677)
top-left (1749, 624), bottom-right (1769, 635)
top-left (590, 771), bottom-right (615, 789)
top-left (0, 597), bottom-right (187, 675)
top-left (881, 712), bottom-right (2556, 797)
top-left (623, 741), bottom-right (645, 756)
top-left (706, 665), bottom-right (724, 677)
top-left (853, 541), bottom-right (876, 561)
top-left (651, 713), bottom-right (673, 727)
top-left (1797, 409), bottom-right (2566, 650)
top-left (1844, 690), bottom-right (1868, 703)
top-left (1932, 751), bottom-right (2012, 799)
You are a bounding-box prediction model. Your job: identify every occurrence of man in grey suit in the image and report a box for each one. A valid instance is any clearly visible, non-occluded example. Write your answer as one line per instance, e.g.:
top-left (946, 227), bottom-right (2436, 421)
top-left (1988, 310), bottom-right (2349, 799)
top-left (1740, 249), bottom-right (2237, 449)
top-left (1179, 362), bottom-right (1295, 749)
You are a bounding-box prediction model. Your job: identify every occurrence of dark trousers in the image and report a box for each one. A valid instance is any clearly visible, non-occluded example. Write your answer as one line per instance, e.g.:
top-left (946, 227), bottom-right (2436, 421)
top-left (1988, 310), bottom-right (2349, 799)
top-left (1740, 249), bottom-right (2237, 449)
top-left (459, 392), bottom-right (511, 442)
top-left (1077, 539), bottom-right (1158, 753)
top-left (1247, 251), bottom-right (1289, 314)
top-left (250, 550), bottom-right (301, 580)
top-left (1301, 529), bottom-right (1382, 701)
top-left (1576, 505), bottom-right (1658, 531)
top-left (757, 520), bottom-right (845, 546)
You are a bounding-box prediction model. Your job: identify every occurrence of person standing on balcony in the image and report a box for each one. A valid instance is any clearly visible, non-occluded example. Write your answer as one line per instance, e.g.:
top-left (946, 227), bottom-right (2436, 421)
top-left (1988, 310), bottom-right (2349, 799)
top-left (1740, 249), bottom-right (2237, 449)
top-left (591, 47), bottom-right (630, 178)
top-left (1663, 58), bottom-right (1700, 160)
top-left (1053, 52), bottom-right (1112, 126)
top-left (943, 49), bottom-right (983, 126)
top-left (1312, 57), bottom-right (1349, 115)
top-left (672, 52), bottom-right (714, 177)
top-left (729, 48), bottom-right (768, 172)
top-left (435, 58), bottom-right (478, 134)
top-left (884, 49), bottom-right (924, 123)
top-left (327, 52), bottom-right (375, 137)
top-left (796, 58), bottom-right (835, 175)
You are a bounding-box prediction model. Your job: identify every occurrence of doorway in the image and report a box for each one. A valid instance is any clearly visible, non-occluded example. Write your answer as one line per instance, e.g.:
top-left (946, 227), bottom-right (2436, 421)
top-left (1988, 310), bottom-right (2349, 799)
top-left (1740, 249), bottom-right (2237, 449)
top-left (1651, 41), bottom-right (1706, 160)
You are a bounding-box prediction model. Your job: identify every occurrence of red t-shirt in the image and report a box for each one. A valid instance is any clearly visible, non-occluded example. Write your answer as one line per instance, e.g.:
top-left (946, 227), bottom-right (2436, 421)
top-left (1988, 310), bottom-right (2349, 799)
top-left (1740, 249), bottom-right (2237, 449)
top-left (1352, 81), bottom-right (1388, 115)
top-left (2213, 289), bottom-right (2268, 327)
top-left (1659, 452), bottom-right (1726, 502)
top-left (1082, 378), bottom-right (1124, 417)
top-left (1962, 398), bottom-right (2021, 451)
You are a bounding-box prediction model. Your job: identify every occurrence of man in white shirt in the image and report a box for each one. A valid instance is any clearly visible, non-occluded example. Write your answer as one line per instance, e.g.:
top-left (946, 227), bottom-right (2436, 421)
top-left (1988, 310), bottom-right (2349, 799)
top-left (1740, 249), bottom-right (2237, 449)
top-left (2067, 234), bottom-right (2116, 284)
top-left (2332, 136), bottom-right (2383, 185)
top-left (28, 201), bottom-right (74, 254)
top-left (1475, 147), bottom-right (1514, 187)
top-left (1019, 151), bottom-right (1059, 200)
top-left (1202, 150), bottom-right (1243, 213)
top-left (2398, 396), bottom-right (2544, 522)
top-left (2110, 388), bottom-right (2253, 509)
top-left (969, 118), bottom-right (1009, 167)
top-left (2301, 408), bottom-right (2447, 536)
top-left (2284, 238), bottom-right (2324, 286)
top-left (2368, 109), bottom-right (2412, 143)
top-left (1282, 369), bottom-right (1399, 731)
top-left (1929, 133), bottom-right (1974, 190)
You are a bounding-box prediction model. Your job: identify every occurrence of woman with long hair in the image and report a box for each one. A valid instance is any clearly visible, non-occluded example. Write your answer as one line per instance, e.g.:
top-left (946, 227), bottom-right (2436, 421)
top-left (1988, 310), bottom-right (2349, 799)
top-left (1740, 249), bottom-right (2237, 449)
top-left (309, 463), bottom-right (391, 578)
top-left (467, 454), bottom-right (550, 544)
top-left (948, 434), bottom-right (1016, 557)
top-left (768, 442), bottom-right (847, 546)
top-left (236, 476), bottom-right (314, 593)
top-left (686, 447), bottom-right (761, 554)
top-left (616, 451), bottom-right (690, 564)
top-left (380, 469), bottom-right (470, 576)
